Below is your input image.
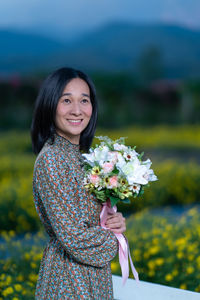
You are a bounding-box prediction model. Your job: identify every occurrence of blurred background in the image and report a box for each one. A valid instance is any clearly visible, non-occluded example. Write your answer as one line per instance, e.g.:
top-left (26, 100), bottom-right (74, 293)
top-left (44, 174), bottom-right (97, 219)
top-left (0, 0), bottom-right (200, 298)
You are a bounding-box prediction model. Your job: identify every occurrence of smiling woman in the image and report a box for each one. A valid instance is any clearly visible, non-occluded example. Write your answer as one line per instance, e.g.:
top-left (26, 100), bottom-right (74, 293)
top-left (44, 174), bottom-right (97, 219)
top-left (30, 67), bottom-right (125, 299)
top-left (31, 67), bottom-right (98, 153)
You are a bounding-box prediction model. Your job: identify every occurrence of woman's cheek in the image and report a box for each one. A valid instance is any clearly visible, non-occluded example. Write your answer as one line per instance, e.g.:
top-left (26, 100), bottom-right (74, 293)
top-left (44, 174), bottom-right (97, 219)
top-left (87, 106), bottom-right (93, 118)
top-left (84, 106), bottom-right (93, 124)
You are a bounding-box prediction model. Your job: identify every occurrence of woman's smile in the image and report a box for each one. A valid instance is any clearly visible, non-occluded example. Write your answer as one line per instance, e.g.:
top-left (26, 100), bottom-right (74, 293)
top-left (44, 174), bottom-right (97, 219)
top-left (67, 119), bottom-right (83, 125)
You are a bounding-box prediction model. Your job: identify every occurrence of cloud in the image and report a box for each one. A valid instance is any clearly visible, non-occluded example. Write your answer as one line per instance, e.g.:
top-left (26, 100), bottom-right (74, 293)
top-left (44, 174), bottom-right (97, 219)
top-left (160, 0), bottom-right (200, 28)
top-left (0, 0), bottom-right (199, 31)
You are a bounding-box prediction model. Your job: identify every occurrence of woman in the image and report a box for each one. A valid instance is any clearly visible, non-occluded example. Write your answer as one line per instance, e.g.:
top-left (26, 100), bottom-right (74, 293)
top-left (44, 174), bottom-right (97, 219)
top-left (31, 67), bottom-right (126, 299)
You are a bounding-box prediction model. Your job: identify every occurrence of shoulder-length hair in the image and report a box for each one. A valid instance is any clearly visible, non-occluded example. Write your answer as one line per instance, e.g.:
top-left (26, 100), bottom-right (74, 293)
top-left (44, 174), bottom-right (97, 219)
top-left (31, 67), bottom-right (98, 154)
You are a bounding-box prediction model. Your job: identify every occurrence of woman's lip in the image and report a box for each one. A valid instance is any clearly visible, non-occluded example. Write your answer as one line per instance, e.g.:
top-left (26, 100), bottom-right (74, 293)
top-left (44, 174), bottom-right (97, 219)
top-left (67, 119), bottom-right (83, 121)
top-left (67, 119), bottom-right (83, 125)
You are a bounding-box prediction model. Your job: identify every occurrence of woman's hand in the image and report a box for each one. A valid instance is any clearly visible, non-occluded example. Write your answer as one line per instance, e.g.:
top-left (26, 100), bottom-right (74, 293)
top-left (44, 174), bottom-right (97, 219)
top-left (105, 212), bottom-right (126, 234)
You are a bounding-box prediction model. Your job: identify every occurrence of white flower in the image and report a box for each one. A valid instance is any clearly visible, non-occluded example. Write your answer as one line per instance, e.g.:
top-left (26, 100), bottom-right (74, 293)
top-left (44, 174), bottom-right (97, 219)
top-left (144, 168), bottom-right (158, 182)
top-left (83, 176), bottom-right (90, 185)
top-left (82, 152), bottom-right (95, 166)
top-left (94, 146), bottom-right (109, 163)
top-left (123, 149), bottom-right (138, 161)
top-left (116, 152), bottom-right (126, 170)
top-left (129, 184), bottom-right (141, 194)
top-left (120, 158), bottom-right (149, 185)
top-left (142, 159), bottom-right (158, 182)
top-left (142, 159), bottom-right (152, 168)
top-left (113, 143), bottom-right (128, 152)
top-left (82, 146), bottom-right (110, 166)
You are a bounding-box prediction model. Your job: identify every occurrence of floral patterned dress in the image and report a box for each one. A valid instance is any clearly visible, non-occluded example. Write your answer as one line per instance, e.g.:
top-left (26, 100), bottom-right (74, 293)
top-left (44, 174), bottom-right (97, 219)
top-left (32, 133), bottom-right (119, 299)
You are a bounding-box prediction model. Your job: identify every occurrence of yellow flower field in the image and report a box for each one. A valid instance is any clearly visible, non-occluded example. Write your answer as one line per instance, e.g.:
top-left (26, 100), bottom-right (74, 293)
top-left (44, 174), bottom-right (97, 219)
top-left (95, 125), bottom-right (200, 150)
top-left (0, 206), bottom-right (200, 299)
top-left (111, 205), bottom-right (200, 293)
top-left (0, 128), bottom-right (200, 297)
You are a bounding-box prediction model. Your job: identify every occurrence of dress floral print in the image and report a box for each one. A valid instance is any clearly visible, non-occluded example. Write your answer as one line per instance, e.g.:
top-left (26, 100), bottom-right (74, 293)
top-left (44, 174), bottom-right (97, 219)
top-left (32, 133), bottom-right (119, 299)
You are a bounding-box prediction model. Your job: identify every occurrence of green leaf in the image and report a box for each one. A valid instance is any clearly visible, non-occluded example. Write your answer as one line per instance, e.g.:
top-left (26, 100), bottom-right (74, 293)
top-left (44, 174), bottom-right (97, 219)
top-left (138, 151), bottom-right (144, 160)
top-left (105, 189), bottom-right (110, 197)
top-left (93, 189), bottom-right (107, 201)
top-left (138, 187), bottom-right (144, 197)
top-left (121, 198), bottom-right (131, 204)
top-left (109, 196), bottom-right (119, 207)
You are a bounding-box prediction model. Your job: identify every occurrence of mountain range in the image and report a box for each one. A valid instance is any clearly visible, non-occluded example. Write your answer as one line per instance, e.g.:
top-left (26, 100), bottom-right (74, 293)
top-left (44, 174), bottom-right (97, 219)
top-left (1, 21), bottom-right (200, 78)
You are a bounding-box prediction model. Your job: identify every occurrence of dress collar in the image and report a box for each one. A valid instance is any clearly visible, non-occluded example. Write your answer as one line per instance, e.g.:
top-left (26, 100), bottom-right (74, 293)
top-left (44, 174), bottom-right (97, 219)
top-left (52, 133), bottom-right (80, 153)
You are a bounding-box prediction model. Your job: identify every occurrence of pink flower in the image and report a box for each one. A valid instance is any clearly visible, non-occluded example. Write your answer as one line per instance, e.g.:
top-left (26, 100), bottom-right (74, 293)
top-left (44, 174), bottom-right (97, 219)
top-left (102, 162), bottom-right (114, 174)
top-left (109, 176), bottom-right (118, 188)
top-left (108, 151), bottom-right (118, 164)
top-left (90, 174), bottom-right (100, 186)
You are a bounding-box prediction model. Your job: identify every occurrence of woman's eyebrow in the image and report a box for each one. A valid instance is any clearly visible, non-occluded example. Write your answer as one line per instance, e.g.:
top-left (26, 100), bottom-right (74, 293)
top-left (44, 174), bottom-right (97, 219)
top-left (62, 92), bottom-right (72, 97)
top-left (82, 93), bottom-right (90, 98)
top-left (62, 92), bottom-right (90, 98)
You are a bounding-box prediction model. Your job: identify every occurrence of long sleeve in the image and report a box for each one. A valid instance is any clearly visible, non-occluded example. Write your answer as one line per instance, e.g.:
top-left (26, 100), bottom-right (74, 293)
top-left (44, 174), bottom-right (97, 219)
top-left (33, 150), bottom-right (119, 268)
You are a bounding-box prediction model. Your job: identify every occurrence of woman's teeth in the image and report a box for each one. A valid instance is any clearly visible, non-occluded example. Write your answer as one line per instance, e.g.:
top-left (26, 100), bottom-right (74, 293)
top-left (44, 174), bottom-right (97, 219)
top-left (68, 119), bottom-right (82, 124)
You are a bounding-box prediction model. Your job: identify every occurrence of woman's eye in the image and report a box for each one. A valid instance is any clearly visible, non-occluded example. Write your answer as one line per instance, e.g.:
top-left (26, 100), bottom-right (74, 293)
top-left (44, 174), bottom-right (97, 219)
top-left (64, 99), bottom-right (71, 103)
top-left (81, 98), bottom-right (89, 103)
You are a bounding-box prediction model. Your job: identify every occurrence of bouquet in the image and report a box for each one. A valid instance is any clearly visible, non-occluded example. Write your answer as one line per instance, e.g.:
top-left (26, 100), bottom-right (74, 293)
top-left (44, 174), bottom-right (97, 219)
top-left (82, 136), bottom-right (157, 206)
top-left (82, 136), bottom-right (157, 285)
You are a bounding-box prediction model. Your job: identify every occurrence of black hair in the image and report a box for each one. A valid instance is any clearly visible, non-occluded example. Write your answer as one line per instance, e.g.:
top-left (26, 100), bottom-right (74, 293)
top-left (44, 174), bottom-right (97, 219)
top-left (31, 67), bottom-right (98, 154)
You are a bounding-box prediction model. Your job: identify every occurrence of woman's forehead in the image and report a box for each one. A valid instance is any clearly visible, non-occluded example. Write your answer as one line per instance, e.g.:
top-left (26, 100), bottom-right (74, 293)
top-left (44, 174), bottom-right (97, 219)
top-left (63, 78), bottom-right (90, 95)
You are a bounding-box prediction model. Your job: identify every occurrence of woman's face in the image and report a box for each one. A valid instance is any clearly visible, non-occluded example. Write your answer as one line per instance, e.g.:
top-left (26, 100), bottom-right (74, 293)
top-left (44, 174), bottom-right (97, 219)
top-left (55, 78), bottom-right (93, 144)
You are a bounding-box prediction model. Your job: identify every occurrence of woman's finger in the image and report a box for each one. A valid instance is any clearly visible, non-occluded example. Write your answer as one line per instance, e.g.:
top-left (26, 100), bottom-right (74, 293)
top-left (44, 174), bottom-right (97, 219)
top-left (109, 226), bottom-right (126, 234)
top-left (106, 222), bottom-right (123, 229)
top-left (105, 214), bottom-right (125, 225)
top-left (106, 212), bottom-right (123, 221)
top-left (105, 218), bottom-right (124, 226)
top-left (107, 212), bottom-right (121, 217)
top-left (106, 219), bottom-right (125, 228)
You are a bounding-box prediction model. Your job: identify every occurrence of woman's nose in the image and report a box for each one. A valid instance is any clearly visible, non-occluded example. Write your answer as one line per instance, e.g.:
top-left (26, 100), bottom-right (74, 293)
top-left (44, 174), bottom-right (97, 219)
top-left (71, 102), bottom-right (82, 115)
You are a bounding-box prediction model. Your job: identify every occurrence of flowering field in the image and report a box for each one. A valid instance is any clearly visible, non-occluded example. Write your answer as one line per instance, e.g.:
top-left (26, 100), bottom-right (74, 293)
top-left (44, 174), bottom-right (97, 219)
top-left (1, 152), bottom-right (199, 233)
top-left (0, 205), bottom-right (200, 299)
top-left (1, 126), bottom-right (200, 155)
top-left (0, 230), bottom-right (45, 299)
top-left (0, 128), bottom-right (200, 298)
top-left (111, 205), bottom-right (200, 293)
top-left (95, 125), bottom-right (200, 150)
top-left (112, 206), bottom-right (200, 292)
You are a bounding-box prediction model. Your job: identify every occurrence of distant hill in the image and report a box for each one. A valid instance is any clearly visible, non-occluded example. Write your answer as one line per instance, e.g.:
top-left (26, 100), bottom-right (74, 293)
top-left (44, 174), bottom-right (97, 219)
top-left (1, 22), bottom-right (200, 78)
top-left (0, 30), bottom-right (64, 73)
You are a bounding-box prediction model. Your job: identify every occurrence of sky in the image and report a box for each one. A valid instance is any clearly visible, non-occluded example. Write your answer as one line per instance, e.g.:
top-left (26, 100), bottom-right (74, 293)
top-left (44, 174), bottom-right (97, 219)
top-left (0, 0), bottom-right (200, 38)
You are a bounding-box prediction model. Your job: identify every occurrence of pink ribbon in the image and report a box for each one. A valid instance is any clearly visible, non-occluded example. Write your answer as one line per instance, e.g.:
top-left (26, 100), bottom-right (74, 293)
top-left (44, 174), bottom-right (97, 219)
top-left (100, 199), bottom-right (139, 285)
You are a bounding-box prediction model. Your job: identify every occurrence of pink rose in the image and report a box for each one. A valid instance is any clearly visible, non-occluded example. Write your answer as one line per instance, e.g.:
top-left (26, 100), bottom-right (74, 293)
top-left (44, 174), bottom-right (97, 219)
top-left (102, 162), bottom-right (114, 174)
top-left (90, 174), bottom-right (100, 185)
top-left (109, 176), bottom-right (118, 188)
